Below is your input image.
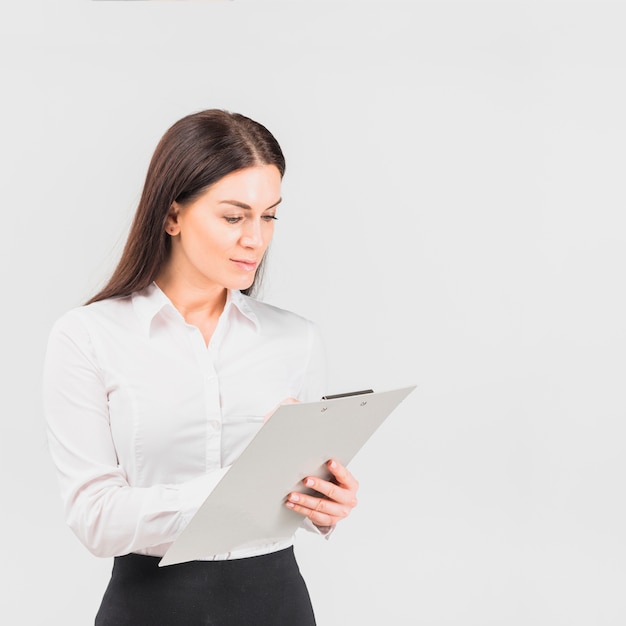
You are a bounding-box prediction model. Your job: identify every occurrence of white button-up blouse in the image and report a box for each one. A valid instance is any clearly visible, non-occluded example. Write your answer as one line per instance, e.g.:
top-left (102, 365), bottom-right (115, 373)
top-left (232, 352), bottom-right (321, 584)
top-left (43, 283), bottom-right (328, 560)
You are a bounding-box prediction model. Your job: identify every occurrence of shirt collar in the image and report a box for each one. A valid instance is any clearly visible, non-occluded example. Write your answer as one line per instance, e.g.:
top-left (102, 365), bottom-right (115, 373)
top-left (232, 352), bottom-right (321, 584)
top-left (228, 288), bottom-right (261, 331)
top-left (132, 282), bottom-right (260, 336)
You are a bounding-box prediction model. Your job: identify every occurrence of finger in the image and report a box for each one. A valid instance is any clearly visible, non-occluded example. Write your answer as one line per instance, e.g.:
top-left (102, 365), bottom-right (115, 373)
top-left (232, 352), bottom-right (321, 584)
top-left (285, 501), bottom-right (336, 527)
top-left (287, 490), bottom-right (349, 515)
top-left (285, 493), bottom-right (349, 526)
top-left (299, 474), bottom-right (358, 510)
top-left (300, 475), bottom-right (350, 507)
top-left (302, 464), bottom-right (358, 507)
top-left (264, 397), bottom-right (299, 423)
top-left (325, 459), bottom-right (359, 491)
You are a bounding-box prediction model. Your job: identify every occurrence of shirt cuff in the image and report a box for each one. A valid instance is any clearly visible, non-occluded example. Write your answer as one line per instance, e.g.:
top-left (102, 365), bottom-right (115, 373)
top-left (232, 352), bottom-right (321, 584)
top-left (302, 517), bottom-right (336, 539)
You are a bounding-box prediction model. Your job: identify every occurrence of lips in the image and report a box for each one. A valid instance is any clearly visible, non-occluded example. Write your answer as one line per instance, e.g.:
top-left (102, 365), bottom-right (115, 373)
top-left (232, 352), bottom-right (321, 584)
top-left (231, 259), bottom-right (258, 272)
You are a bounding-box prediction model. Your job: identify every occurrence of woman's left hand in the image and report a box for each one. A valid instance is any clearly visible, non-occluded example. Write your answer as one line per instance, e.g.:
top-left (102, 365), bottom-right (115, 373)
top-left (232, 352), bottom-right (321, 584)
top-left (285, 459), bottom-right (359, 529)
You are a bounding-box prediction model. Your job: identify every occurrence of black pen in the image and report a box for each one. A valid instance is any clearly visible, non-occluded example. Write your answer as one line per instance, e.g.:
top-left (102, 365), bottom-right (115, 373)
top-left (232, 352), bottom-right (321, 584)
top-left (321, 389), bottom-right (374, 400)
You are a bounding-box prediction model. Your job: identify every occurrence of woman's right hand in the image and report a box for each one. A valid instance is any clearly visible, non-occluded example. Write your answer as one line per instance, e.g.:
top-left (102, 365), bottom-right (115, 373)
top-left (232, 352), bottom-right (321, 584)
top-left (263, 397), bottom-right (299, 423)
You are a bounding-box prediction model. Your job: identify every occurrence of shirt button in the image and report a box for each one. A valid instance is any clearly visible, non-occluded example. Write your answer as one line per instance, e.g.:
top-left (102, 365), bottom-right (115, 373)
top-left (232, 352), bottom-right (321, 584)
top-left (209, 420), bottom-right (221, 431)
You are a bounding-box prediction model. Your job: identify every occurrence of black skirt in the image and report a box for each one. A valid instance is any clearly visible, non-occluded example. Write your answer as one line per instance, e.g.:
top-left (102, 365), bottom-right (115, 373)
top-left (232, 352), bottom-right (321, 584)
top-left (94, 546), bottom-right (316, 625)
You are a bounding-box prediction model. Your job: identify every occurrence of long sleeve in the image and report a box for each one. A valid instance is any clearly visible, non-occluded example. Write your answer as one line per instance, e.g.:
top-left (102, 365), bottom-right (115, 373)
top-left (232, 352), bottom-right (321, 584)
top-left (43, 313), bottom-right (228, 558)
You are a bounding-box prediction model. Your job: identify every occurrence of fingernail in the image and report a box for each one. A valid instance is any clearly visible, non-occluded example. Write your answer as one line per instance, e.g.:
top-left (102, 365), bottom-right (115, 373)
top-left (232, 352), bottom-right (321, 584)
top-left (305, 478), bottom-right (314, 487)
top-left (286, 502), bottom-right (295, 508)
top-left (329, 461), bottom-right (337, 469)
top-left (290, 493), bottom-right (300, 502)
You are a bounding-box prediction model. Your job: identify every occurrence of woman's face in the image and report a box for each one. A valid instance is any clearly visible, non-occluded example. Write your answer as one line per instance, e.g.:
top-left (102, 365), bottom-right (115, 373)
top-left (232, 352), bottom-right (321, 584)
top-left (164, 164), bottom-right (282, 292)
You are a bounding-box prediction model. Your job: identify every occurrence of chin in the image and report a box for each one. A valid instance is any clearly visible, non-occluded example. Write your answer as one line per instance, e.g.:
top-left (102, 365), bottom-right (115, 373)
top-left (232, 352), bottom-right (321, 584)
top-left (229, 276), bottom-right (256, 292)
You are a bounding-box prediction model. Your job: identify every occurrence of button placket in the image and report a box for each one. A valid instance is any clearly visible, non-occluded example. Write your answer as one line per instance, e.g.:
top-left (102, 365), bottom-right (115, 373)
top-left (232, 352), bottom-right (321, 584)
top-left (186, 325), bottom-right (222, 473)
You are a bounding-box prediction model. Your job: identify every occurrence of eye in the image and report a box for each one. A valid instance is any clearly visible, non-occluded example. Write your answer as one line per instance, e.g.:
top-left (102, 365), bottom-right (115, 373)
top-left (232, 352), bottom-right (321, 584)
top-left (224, 216), bottom-right (242, 224)
top-left (262, 215), bottom-right (278, 222)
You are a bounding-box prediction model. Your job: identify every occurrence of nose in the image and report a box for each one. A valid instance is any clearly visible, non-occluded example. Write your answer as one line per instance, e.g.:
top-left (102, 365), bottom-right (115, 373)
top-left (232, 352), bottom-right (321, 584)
top-left (240, 219), bottom-right (263, 248)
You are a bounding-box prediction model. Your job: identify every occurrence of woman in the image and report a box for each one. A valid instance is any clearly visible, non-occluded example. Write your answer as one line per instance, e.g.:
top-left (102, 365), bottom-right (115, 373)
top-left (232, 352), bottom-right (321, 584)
top-left (43, 109), bottom-right (358, 625)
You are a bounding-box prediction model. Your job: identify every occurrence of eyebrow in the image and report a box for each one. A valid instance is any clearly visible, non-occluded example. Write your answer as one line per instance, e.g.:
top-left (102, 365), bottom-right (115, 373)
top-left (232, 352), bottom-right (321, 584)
top-left (218, 198), bottom-right (282, 211)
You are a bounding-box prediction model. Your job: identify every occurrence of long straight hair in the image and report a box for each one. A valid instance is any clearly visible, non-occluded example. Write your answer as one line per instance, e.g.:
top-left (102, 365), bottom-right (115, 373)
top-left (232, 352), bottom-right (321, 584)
top-left (86, 109), bottom-right (286, 304)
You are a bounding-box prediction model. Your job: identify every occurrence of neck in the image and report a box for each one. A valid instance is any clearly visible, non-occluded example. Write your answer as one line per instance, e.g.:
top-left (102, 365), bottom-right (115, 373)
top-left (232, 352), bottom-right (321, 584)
top-left (155, 272), bottom-right (228, 322)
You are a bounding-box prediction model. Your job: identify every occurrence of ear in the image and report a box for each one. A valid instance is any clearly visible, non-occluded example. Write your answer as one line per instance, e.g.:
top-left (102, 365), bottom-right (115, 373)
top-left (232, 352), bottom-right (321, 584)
top-left (165, 202), bottom-right (182, 236)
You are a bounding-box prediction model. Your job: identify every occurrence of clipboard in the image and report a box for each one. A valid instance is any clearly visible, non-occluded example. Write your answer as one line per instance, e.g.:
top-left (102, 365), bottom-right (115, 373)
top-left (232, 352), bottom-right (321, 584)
top-left (160, 385), bottom-right (416, 566)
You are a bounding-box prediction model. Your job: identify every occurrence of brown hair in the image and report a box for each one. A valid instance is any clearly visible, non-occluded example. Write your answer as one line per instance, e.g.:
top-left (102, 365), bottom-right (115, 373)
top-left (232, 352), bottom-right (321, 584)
top-left (86, 109), bottom-right (285, 304)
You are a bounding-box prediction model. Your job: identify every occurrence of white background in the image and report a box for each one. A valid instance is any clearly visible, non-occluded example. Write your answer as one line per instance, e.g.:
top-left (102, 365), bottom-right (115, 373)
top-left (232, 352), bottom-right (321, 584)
top-left (1, 1), bottom-right (625, 624)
